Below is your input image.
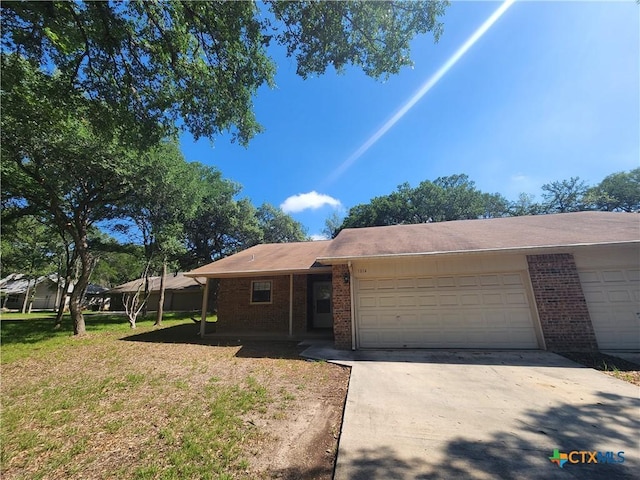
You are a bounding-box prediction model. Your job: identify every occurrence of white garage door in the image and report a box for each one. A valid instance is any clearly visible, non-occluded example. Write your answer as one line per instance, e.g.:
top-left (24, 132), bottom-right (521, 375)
top-left (356, 272), bottom-right (539, 349)
top-left (579, 268), bottom-right (640, 350)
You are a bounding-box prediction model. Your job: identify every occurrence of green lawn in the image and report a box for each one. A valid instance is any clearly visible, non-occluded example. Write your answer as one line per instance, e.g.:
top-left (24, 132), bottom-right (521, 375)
top-left (0, 312), bottom-right (347, 479)
top-left (0, 312), bottom-right (202, 364)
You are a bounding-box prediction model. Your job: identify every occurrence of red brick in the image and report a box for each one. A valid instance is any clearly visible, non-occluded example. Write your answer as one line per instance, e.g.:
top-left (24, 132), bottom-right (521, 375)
top-left (217, 275), bottom-right (307, 334)
top-left (332, 265), bottom-right (352, 350)
top-left (527, 254), bottom-right (598, 351)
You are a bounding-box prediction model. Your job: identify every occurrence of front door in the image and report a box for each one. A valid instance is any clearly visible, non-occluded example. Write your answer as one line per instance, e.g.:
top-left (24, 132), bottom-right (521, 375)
top-left (312, 281), bottom-right (333, 328)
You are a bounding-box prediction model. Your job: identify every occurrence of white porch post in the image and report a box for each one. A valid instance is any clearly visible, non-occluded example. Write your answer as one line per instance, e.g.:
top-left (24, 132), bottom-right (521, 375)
top-left (289, 274), bottom-right (293, 337)
top-left (200, 278), bottom-right (209, 337)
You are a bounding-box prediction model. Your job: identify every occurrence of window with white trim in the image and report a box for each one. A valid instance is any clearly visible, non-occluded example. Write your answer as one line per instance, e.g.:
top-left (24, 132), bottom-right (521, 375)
top-left (251, 280), bottom-right (272, 304)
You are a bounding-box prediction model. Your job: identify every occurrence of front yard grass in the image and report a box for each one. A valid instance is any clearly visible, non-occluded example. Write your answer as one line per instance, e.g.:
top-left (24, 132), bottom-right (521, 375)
top-left (1, 313), bottom-right (349, 479)
top-left (559, 351), bottom-right (640, 387)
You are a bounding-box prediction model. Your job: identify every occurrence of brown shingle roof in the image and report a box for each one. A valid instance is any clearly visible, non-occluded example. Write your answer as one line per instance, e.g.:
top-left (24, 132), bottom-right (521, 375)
top-left (320, 211), bottom-right (639, 261)
top-left (185, 212), bottom-right (639, 277)
top-left (186, 241), bottom-right (333, 278)
top-left (108, 272), bottom-right (201, 294)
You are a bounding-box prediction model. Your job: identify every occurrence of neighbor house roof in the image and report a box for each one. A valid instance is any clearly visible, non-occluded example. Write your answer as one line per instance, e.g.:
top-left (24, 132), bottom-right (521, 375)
top-left (0, 273), bottom-right (108, 295)
top-left (319, 211), bottom-right (640, 262)
top-left (186, 241), bottom-right (333, 278)
top-left (0, 273), bottom-right (71, 295)
top-left (108, 272), bottom-right (202, 294)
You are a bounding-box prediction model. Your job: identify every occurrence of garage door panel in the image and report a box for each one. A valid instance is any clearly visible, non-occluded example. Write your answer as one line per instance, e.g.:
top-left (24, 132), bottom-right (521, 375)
top-left (419, 313), bottom-right (442, 326)
top-left (484, 312), bottom-right (507, 327)
top-left (480, 275), bottom-right (500, 286)
top-left (439, 294), bottom-right (459, 306)
top-left (357, 271), bottom-right (538, 349)
top-left (607, 290), bottom-right (631, 302)
top-left (359, 313), bottom-right (380, 327)
top-left (400, 314), bottom-right (421, 326)
top-left (458, 276), bottom-right (479, 287)
top-left (461, 293), bottom-right (481, 305)
top-left (378, 296), bottom-right (397, 307)
top-left (438, 277), bottom-right (456, 287)
top-left (461, 313), bottom-right (484, 326)
top-left (377, 279), bottom-right (395, 289)
top-left (502, 274), bottom-right (524, 286)
top-left (509, 311), bottom-right (536, 327)
top-left (359, 296), bottom-right (377, 308)
top-left (579, 267), bottom-right (640, 350)
top-left (601, 270), bottom-right (626, 282)
top-left (396, 278), bottom-right (416, 289)
top-left (482, 293), bottom-right (503, 305)
top-left (419, 295), bottom-right (438, 306)
top-left (359, 330), bottom-right (403, 347)
top-left (359, 279), bottom-right (377, 290)
top-left (417, 278), bottom-right (436, 288)
top-left (398, 295), bottom-right (417, 307)
top-left (583, 290), bottom-right (606, 303)
top-left (506, 292), bottom-right (528, 305)
top-left (580, 271), bottom-right (600, 283)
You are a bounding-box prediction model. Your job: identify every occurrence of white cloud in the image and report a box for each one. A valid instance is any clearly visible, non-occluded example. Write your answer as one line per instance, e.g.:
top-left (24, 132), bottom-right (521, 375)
top-left (280, 191), bottom-right (341, 213)
top-left (310, 234), bottom-right (329, 241)
top-left (506, 173), bottom-right (541, 199)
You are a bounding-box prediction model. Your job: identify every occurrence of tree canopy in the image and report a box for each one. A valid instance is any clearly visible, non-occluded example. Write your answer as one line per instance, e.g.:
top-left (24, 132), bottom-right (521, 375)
top-left (1, 55), bottom-right (143, 333)
top-left (1, 0), bottom-right (448, 145)
top-left (340, 174), bottom-right (506, 231)
top-left (334, 170), bottom-right (639, 234)
top-left (584, 168), bottom-right (640, 213)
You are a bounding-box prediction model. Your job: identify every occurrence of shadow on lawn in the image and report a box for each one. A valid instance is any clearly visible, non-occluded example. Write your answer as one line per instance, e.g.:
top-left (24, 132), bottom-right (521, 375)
top-left (121, 323), bottom-right (306, 359)
top-left (0, 314), bottom-right (128, 345)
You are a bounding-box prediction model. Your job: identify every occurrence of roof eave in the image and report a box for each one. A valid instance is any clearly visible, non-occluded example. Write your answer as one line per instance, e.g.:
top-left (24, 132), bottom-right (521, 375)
top-left (184, 266), bottom-right (333, 279)
top-left (317, 240), bottom-right (640, 264)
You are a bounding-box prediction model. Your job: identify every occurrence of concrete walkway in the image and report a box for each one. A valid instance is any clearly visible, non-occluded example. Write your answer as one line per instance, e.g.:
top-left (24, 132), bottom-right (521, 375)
top-left (301, 345), bottom-right (639, 479)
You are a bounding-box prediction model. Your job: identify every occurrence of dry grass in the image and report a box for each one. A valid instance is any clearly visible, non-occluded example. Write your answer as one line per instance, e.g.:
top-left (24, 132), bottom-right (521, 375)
top-left (1, 316), bottom-right (349, 479)
top-left (558, 351), bottom-right (640, 387)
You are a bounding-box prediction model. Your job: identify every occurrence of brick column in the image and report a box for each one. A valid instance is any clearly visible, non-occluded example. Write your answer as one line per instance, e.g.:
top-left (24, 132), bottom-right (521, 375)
top-left (527, 254), bottom-right (598, 351)
top-left (332, 264), bottom-right (352, 350)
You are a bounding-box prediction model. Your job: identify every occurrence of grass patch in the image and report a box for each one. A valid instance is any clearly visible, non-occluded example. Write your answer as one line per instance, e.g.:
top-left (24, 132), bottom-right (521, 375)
top-left (559, 351), bottom-right (640, 386)
top-left (0, 312), bottom-right (201, 364)
top-left (0, 313), bottom-right (349, 479)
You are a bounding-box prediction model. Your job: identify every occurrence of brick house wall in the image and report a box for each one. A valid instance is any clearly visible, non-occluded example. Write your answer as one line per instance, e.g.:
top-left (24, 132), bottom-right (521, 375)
top-left (332, 264), bottom-right (352, 350)
top-left (527, 254), bottom-right (598, 351)
top-left (217, 275), bottom-right (307, 334)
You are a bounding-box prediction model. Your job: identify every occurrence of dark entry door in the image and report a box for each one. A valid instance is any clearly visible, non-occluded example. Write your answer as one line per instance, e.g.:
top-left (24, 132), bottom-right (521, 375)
top-left (312, 281), bottom-right (333, 328)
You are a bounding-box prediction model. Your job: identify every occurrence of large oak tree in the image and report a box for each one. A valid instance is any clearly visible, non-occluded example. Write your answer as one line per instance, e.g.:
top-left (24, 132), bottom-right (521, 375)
top-left (2, 1), bottom-right (449, 334)
top-left (1, 56), bottom-right (140, 334)
top-left (1, 0), bottom-right (448, 145)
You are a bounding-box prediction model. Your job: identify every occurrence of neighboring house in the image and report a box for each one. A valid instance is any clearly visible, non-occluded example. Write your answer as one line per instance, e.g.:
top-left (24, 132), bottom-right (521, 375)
top-left (186, 212), bottom-right (640, 352)
top-left (108, 272), bottom-right (203, 312)
top-left (0, 273), bottom-right (107, 311)
top-left (0, 274), bottom-right (66, 311)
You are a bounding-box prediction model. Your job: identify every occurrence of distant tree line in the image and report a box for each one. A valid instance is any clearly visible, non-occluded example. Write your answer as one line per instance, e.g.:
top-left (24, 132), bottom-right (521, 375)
top-left (325, 170), bottom-right (640, 237)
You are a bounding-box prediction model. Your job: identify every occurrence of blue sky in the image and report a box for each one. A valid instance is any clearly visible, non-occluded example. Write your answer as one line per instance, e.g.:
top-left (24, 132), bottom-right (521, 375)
top-left (180, 0), bottom-right (639, 239)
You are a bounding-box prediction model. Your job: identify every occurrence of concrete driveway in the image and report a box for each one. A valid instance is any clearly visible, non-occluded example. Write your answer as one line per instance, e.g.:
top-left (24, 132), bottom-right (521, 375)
top-left (301, 346), bottom-right (639, 479)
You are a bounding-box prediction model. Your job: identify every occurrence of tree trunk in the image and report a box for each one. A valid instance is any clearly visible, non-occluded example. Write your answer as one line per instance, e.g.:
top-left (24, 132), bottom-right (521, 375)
top-left (21, 280), bottom-right (31, 314)
top-left (155, 258), bottom-right (166, 326)
top-left (69, 232), bottom-right (92, 336)
top-left (54, 274), bottom-right (72, 329)
top-left (55, 242), bottom-right (77, 329)
top-left (142, 275), bottom-right (150, 317)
